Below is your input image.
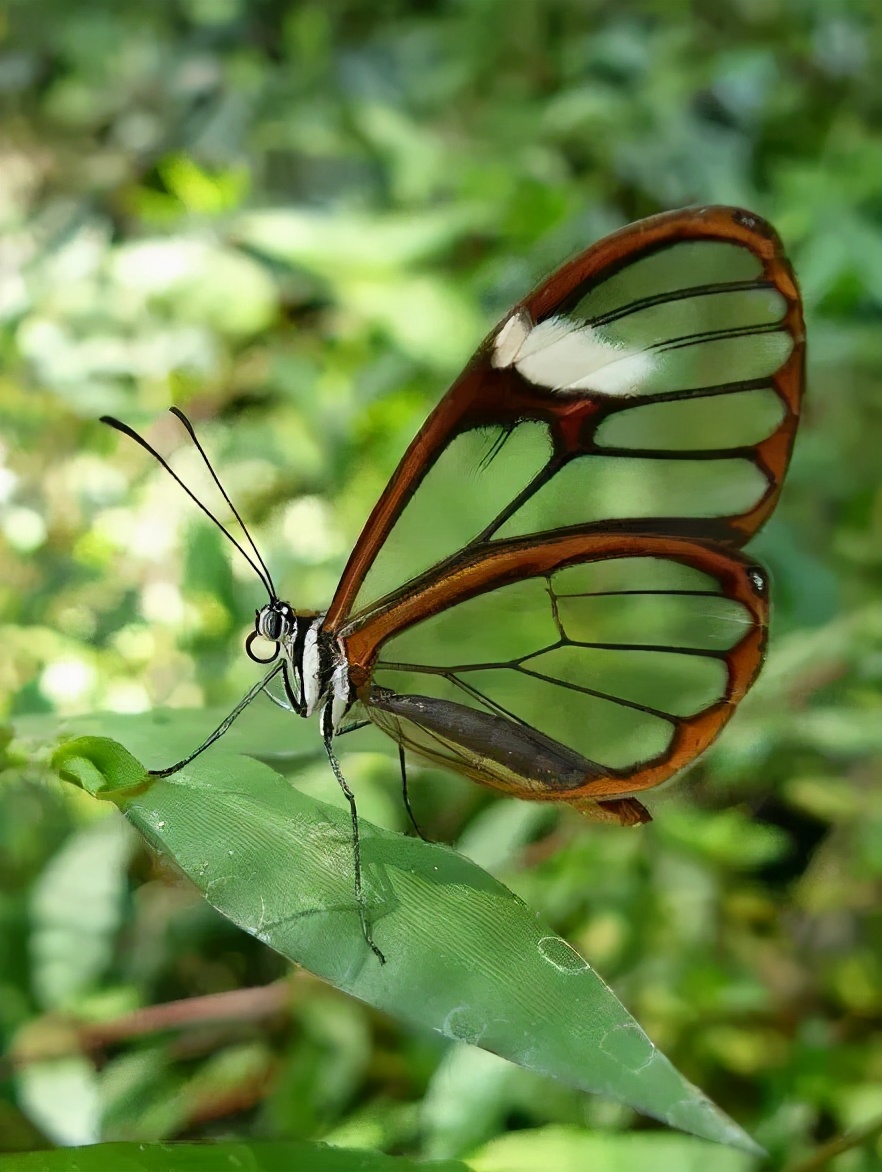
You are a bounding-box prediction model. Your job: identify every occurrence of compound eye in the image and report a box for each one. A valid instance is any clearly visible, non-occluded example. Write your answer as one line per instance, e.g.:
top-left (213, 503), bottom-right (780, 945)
top-left (263, 609), bottom-right (284, 641)
top-left (255, 606), bottom-right (280, 641)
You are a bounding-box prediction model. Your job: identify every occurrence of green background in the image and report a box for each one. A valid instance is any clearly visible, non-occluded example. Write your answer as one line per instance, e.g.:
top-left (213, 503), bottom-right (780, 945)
top-left (1, 1), bottom-right (881, 1168)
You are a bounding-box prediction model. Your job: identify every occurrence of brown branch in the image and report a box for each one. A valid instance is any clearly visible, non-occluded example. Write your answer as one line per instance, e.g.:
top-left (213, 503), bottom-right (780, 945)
top-left (80, 979), bottom-right (294, 1048)
top-left (3, 978), bottom-right (303, 1073)
top-left (781, 1112), bottom-right (882, 1172)
top-left (182, 1062), bottom-right (279, 1130)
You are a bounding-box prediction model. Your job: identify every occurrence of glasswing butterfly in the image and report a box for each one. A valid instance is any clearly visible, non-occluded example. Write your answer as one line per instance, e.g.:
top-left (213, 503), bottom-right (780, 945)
top-left (103, 205), bottom-right (804, 962)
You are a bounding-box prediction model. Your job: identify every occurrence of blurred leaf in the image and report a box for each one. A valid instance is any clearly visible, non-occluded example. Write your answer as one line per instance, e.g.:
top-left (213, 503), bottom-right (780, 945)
top-left (468, 1125), bottom-right (757, 1172)
top-left (158, 155), bottom-right (250, 216)
top-left (234, 208), bottom-right (485, 275)
top-left (0, 1141), bottom-right (469, 1170)
top-left (111, 239), bottom-right (277, 336)
top-left (657, 808), bottom-right (791, 870)
top-left (15, 1056), bottom-right (100, 1148)
top-left (421, 1046), bottom-right (519, 1160)
top-left (51, 737), bottom-right (762, 1154)
top-left (343, 275), bottom-right (482, 371)
top-left (29, 814), bottom-right (135, 1009)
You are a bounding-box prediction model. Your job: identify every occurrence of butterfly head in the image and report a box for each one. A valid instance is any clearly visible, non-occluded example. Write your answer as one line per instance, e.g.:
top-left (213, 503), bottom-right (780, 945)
top-left (246, 600), bottom-right (297, 664)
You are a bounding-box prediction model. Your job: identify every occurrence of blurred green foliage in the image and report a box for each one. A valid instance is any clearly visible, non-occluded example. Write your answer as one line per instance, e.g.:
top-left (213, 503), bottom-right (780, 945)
top-left (1, 0), bottom-right (882, 1168)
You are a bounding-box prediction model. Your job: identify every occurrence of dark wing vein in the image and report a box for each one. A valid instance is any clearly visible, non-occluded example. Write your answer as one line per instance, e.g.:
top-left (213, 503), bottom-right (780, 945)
top-left (560, 640), bottom-right (730, 658)
top-left (555, 589), bottom-right (724, 599)
top-left (586, 277), bottom-right (775, 330)
top-left (470, 455), bottom-right (566, 545)
top-left (650, 319), bottom-right (783, 356)
top-left (442, 671), bottom-right (538, 733)
top-left (590, 445), bottom-right (760, 462)
top-left (514, 664), bottom-right (678, 723)
top-left (377, 658), bottom-right (521, 674)
top-left (478, 426), bottom-right (516, 473)
top-left (606, 377), bottom-right (779, 409)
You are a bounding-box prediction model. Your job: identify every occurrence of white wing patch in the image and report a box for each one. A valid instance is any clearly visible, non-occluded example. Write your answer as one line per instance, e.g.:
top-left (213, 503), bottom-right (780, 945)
top-left (492, 308), bottom-right (532, 367)
top-left (492, 310), bottom-right (656, 397)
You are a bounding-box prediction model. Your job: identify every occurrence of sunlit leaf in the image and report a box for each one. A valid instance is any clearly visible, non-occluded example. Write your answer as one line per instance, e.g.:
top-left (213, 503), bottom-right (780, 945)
top-left (469, 1125), bottom-right (756, 1172)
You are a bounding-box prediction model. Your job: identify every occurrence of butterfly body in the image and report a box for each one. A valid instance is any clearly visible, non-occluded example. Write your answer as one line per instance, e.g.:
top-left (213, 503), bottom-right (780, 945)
top-left (250, 604), bottom-right (355, 731)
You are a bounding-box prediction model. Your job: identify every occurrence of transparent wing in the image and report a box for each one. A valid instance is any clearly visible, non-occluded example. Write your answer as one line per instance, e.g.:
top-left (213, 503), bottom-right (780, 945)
top-left (343, 535), bottom-right (767, 825)
top-left (326, 207), bottom-right (803, 632)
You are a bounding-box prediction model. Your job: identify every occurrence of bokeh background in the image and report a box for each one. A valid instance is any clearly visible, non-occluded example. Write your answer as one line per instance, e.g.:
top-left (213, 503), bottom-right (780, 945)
top-left (1, 1), bottom-right (881, 1167)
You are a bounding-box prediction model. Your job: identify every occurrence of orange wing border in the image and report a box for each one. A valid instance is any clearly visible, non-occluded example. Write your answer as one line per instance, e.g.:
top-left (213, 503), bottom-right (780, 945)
top-left (325, 205), bottom-right (804, 630)
top-left (343, 531), bottom-right (768, 803)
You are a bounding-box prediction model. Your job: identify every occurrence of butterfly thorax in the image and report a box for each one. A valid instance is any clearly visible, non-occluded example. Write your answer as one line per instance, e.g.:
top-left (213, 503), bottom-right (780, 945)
top-left (250, 601), bottom-right (353, 730)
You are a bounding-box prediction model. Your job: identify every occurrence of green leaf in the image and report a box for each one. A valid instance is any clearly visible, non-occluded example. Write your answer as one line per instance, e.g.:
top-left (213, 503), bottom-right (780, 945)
top-left (0, 1140), bottom-right (468, 1171)
top-left (469, 1125), bottom-right (757, 1172)
top-left (51, 737), bottom-right (763, 1155)
top-left (14, 703), bottom-right (336, 773)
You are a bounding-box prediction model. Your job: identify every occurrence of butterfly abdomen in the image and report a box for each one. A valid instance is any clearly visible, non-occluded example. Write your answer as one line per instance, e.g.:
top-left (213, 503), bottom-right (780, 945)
top-left (366, 686), bottom-right (619, 798)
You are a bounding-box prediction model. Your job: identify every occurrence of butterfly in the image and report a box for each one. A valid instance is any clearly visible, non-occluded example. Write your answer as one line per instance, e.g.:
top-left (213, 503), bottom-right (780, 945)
top-left (103, 205), bottom-right (804, 962)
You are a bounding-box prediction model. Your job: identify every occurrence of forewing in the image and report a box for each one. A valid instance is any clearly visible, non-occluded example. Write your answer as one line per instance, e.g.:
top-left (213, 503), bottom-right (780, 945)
top-left (343, 534), bottom-right (767, 824)
top-left (325, 206), bottom-right (803, 631)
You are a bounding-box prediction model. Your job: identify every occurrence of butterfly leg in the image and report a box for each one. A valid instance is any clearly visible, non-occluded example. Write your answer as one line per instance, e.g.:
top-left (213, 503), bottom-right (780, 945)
top-left (149, 661), bottom-right (285, 777)
top-left (335, 719), bottom-right (372, 736)
top-left (321, 703), bottom-right (386, 965)
top-left (262, 688), bottom-right (294, 713)
top-left (399, 745), bottom-right (429, 842)
top-left (262, 660), bottom-right (304, 714)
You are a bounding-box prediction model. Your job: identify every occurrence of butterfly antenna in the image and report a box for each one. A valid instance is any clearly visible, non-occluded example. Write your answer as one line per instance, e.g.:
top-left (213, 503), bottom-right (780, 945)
top-left (100, 414), bottom-right (275, 599)
top-left (168, 407), bottom-right (277, 599)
